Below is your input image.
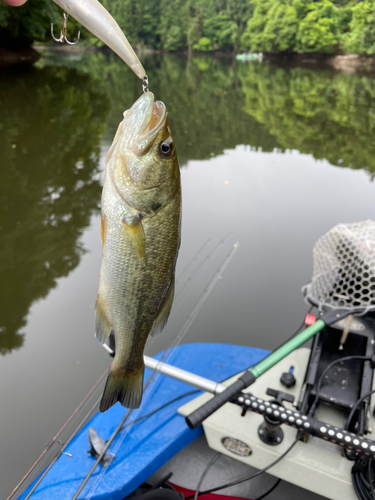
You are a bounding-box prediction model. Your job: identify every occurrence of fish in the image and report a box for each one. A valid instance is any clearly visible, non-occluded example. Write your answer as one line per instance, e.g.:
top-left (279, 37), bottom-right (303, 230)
top-left (95, 91), bottom-right (181, 412)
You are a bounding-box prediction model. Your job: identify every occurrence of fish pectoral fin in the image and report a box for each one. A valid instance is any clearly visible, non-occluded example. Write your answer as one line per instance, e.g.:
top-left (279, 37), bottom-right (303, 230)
top-left (150, 278), bottom-right (175, 337)
top-left (100, 214), bottom-right (106, 246)
top-left (123, 219), bottom-right (146, 265)
top-left (95, 296), bottom-right (113, 344)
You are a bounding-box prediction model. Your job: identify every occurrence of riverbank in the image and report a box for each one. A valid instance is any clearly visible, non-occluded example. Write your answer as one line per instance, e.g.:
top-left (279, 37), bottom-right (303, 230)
top-left (0, 47), bottom-right (39, 69)
top-left (2, 44), bottom-right (375, 74)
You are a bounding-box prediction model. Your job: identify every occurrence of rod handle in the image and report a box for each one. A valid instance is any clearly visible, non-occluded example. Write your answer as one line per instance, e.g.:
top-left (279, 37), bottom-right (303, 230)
top-left (185, 371), bottom-right (256, 429)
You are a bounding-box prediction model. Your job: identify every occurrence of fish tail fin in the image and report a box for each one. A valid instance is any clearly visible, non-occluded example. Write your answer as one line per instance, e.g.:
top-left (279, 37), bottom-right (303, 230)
top-left (99, 363), bottom-right (144, 413)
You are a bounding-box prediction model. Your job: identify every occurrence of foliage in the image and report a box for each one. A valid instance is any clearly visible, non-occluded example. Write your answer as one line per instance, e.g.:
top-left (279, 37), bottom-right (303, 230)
top-left (296, 0), bottom-right (339, 53)
top-left (193, 37), bottom-right (213, 51)
top-left (3, 0), bottom-right (375, 54)
top-left (240, 0), bottom-right (375, 54)
top-left (241, 0), bottom-right (299, 52)
top-left (204, 15), bottom-right (238, 51)
top-left (342, 1), bottom-right (375, 55)
top-left (0, 0), bottom-right (59, 48)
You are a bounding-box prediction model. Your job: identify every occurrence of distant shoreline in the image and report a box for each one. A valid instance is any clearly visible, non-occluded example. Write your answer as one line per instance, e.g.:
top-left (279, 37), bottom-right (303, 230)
top-left (2, 44), bottom-right (375, 74)
top-left (35, 45), bottom-right (375, 72)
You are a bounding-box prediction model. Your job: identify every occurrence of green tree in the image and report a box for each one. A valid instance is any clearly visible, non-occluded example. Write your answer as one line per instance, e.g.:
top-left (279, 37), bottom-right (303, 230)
top-left (342, 1), bottom-right (375, 55)
top-left (296, 0), bottom-right (339, 53)
top-left (0, 0), bottom-right (60, 48)
top-left (241, 0), bottom-right (299, 53)
top-left (159, 0), bottom-right (188, 50)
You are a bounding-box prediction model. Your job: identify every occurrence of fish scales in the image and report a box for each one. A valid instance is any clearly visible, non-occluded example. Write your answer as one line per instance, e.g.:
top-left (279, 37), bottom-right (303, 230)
top-left (96, 92), bottom-right (181, 412)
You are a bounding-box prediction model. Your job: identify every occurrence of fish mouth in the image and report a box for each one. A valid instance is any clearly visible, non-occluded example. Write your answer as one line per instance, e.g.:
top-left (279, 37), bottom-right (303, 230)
top-left (124, 92), bottom-right (167, 154)
top-left (139, 95), bottom-right (166, 141)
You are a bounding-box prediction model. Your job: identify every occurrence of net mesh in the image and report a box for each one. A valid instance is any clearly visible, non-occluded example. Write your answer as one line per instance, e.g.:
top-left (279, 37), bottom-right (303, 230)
top-left (302, 220), bottom-right (375, 313)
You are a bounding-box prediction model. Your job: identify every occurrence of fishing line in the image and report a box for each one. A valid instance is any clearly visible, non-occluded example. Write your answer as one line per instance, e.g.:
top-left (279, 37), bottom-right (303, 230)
top-left (76, 408), bottom-right (133, 500)
top-left (119, 390), bottom-right (200, 432)
top-left (84, 373), bottom-right (191, 499)
top-left (83, 372), bottom-right (159, 500)
top-left (9, 365), bottom-right (111, 500)
top-left (85, 390), bottom-right (201, 499)
top-left (80, 366), bottom-right (174, 499)
top-left (183, 309), bottom-right (309, 500)
top-left (185, 437), bottom-right (299, 499)
top-left (309, 355), bottom-right (371, 417)
top-left (170, 241), bottom-right (239, 349)
top-left (147, 239), bottom-right (239, 362)
top-left (254, 478), bottom-right (281, 500)
top-left (174, 232), bottom-right (234, 302)
top-left (346, 389), bottom-right (375, 432)
top-left (369, 459), bottom-right (375, 500)
top-left (85, 241), bottom-right (239, 499)
top-left (22, 393), bottom-right (103, 500)
top-left (193, 452), bottom-right (222, 500)
top-left (226, 305), bottom-right (313, 381)
top-left (175, 239), bottom-right (211, 285)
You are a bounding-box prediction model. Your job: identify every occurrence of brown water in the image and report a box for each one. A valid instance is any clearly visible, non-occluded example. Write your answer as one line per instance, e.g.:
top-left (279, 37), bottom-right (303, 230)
top-left (1, 52), bottom-right (375, 498)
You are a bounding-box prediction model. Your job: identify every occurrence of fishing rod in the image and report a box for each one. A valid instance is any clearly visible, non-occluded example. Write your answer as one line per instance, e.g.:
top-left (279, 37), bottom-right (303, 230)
top-left (175, 239), bottom-right (211, 285)
top-left (175, 232), bottom-right (234, 301)
top-left (6, 366), bottom-right (111, 500)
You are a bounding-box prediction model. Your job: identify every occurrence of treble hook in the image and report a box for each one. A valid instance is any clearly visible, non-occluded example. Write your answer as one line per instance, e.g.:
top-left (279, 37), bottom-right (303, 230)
top-left (51, 12), bottom-right (80, 45)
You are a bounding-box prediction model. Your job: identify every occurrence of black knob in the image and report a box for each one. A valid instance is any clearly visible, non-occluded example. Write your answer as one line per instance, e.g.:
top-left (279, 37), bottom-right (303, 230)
top-left (280, 371), bottom-right (296, 389)
top-left (266, 388), bottom-right (295, 405)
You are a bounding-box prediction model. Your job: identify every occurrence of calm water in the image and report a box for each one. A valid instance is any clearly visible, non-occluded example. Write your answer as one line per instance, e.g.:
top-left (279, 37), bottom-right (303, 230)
top-left (1, 52), bottom-right (375, 497)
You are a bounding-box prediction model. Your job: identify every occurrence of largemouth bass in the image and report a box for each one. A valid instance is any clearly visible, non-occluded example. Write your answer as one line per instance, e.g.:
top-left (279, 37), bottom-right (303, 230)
top-left (96, 92), bottom-right (181, 412)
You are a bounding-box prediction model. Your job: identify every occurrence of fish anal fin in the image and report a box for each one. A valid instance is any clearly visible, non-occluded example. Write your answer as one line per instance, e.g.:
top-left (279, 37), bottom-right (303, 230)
top-left (95, 295), bottom-right (113, 344)
top-left (123, 219), bottom-right (146, 265)
top-left (150, 278), bottom-right (175, 337)
top-left (99, 363), bottom-right (144, 412)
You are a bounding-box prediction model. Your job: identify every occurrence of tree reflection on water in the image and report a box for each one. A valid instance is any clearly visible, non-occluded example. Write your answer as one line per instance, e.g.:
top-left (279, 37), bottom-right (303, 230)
top-left (1, 52), bottom-right (375, 354)
top-left (75, 51), bottom-right (375, 174)
top-left (239, 62), bottom-right (375, 176)
top-left (0, 65), bottom-right (109, 354)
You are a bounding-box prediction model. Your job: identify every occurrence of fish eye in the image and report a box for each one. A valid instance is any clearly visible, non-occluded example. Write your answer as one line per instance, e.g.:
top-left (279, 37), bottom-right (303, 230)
top-left (160, 139), bottom-right (173, 156)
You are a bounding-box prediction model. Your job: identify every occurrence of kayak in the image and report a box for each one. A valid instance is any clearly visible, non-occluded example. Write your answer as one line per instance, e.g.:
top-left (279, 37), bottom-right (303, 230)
top-left (14, 315), bottom-right (375, 500)
top-left (235, 54), bottom-right (263, 61)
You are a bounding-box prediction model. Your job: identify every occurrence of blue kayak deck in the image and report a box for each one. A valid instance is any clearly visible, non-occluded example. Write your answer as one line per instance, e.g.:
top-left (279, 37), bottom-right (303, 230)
top-left (20, 343), bottom-right (269, 500)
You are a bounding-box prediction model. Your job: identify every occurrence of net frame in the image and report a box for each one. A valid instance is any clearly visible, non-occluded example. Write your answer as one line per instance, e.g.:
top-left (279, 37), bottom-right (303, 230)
top-left (302, 220), bottom-right (375, 315)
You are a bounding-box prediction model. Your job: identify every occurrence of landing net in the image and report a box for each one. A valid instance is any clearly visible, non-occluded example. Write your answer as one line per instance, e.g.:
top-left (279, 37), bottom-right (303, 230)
top-left (302, 220), bottom-right (375, 314)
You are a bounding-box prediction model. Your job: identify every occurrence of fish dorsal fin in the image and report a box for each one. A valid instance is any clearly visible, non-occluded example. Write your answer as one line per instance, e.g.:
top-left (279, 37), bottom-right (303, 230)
top-left (123, 219), bottom-right (146, 265)
top-left (95, 296), bottom-right (113, 344)
top-left (150, 278), bottom-right (175, 337)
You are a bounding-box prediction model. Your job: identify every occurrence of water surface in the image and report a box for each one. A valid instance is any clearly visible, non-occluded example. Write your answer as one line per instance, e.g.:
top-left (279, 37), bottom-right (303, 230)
top-left (1, 53), bottom-right (375, 498)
